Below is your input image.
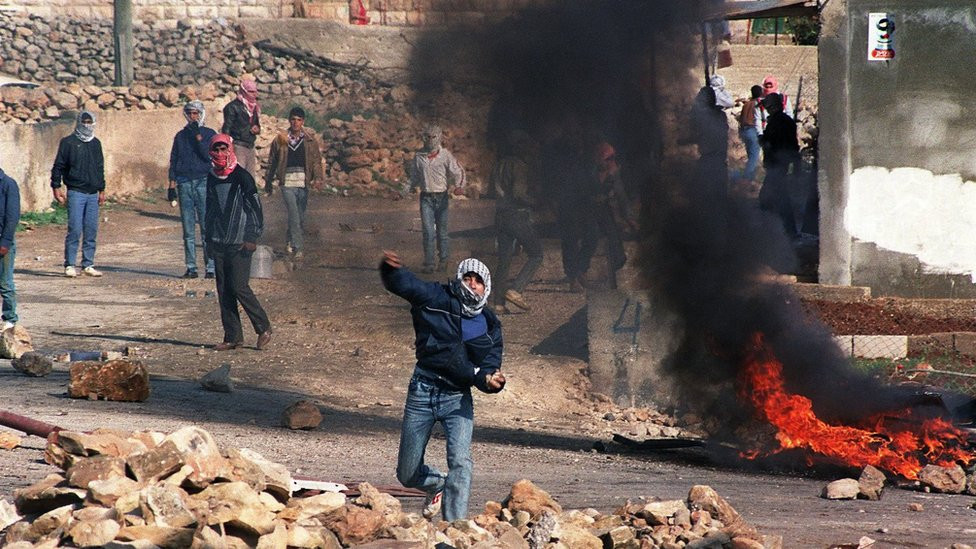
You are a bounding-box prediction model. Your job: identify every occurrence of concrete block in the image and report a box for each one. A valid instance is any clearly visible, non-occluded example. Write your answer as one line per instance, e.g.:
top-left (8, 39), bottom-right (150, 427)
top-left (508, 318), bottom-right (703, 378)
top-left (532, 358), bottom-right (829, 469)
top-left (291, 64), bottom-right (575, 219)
top-left (832, 335), bottom-right (852, 357)
top-left (791, 282), bottom-right (871, 303)
top-left (586, 290), bottom-right (682, 409)
top-left (852, 335), bottom-right (907, 359)
top-left (953, 332), bottom-right (976, 358)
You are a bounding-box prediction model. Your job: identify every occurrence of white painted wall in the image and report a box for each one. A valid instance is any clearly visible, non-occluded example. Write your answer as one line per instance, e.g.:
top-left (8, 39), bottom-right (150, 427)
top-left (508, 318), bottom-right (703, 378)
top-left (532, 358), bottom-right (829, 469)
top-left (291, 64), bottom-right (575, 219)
top-left (847, 166), bottom-right (976, 280)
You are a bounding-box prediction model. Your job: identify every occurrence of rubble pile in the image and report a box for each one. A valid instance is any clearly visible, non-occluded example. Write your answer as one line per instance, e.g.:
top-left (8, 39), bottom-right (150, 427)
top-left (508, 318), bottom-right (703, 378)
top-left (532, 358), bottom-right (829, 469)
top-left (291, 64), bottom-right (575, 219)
top-left (0, 425), bottom-right (777, 548)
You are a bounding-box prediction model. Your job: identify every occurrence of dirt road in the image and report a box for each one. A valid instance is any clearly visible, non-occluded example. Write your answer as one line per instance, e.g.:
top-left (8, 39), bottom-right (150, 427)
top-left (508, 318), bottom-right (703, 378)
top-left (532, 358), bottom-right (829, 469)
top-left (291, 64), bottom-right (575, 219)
top-left (0, 193), bottom-right (972, 548)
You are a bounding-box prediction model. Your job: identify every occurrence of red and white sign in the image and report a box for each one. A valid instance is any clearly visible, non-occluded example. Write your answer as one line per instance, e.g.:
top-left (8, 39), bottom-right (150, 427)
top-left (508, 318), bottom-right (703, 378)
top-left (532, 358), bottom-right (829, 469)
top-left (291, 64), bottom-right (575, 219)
top-left (868, 13), bottom-right (895, 61)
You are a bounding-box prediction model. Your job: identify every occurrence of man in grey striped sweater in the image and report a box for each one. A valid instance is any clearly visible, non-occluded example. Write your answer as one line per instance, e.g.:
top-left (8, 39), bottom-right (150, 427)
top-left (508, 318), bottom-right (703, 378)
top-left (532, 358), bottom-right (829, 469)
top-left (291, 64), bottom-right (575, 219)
top-left (205, 134), bottom-right (272, 351)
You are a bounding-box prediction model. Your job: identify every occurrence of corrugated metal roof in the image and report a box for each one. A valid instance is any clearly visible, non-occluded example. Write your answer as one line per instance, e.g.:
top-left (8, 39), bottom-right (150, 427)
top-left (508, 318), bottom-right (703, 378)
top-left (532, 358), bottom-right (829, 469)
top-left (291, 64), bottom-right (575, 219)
top-left (708, 0), bottom-right (821, 20)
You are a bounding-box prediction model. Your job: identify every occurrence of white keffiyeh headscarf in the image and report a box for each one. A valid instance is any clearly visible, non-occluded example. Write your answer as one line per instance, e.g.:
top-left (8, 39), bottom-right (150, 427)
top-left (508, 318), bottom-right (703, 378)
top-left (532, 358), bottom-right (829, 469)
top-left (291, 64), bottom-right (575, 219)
top-left (451, 258), bottom-right (491, 317)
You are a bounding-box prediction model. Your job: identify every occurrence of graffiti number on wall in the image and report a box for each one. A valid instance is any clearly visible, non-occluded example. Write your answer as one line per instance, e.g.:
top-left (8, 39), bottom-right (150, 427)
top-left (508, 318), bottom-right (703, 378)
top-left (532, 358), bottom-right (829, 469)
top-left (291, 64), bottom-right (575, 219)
top-left (612, 298), bottom-right (642, 345)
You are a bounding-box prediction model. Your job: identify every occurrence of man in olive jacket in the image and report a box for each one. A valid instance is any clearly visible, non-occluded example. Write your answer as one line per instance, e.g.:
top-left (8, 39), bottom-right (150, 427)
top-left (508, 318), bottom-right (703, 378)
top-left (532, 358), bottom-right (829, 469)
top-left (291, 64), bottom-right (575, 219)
top-left (263, 107), bottom-right (324, 260)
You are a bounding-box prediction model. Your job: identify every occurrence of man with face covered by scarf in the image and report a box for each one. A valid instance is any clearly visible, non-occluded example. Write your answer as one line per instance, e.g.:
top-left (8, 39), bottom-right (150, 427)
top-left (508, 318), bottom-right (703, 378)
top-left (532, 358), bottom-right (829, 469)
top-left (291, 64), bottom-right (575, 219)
top-left (403, 124), bottom-right (466, 273)
top-left (380, 250), bottom-right (505, 522)
top-left (205, 133), bottom-right (272, 351)
top-left (51, 111), bottom-right (106, 278)
top-left (221, 79), bottom-right (261, 176)
top-left (169, 100), bottom-right (217, 278)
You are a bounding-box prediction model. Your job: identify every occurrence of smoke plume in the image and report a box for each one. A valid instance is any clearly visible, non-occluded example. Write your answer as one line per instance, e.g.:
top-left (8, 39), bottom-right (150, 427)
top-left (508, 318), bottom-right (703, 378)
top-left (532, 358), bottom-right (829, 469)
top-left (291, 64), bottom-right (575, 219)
top-left (408, 0), bottom-right (950, 436)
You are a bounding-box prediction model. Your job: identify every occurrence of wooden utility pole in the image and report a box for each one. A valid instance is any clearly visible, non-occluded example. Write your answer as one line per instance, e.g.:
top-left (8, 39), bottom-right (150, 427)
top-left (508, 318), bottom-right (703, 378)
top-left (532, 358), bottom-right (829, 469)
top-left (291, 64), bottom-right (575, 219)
top-left (113, 0), bottom-right (133, 86)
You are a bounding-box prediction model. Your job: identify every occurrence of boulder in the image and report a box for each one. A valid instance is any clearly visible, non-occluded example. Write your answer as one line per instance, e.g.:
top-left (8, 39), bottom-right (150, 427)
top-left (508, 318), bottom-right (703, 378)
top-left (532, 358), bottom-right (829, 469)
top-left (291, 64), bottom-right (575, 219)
top-left (190, 481), bottom-right (276, 535)
top-left (116, 525), bottom-right (195, 548)
top-left (68, 359), bottom-right (150, 402)
top-left (0, 431), bottom-right (22, 449)
top-left (68, 518), bottom-right (121, 547)
top-left (822, 478), bottom-right (859, 500)
top-left (687, 485), bottom-right (760, 542)
top-left (141, 483), bottom-right (196, 528)
top-left (200, 363), bottom-right (233, 392)
top-left (278, 491), bottom-right (346, 522)
top-left (164, 426), bottom-right (228, 487)
top-left (283, 399), bottom-right (322, 430)
top-left (65, 455), bottom-right (126, 488)
top-left (13, 473), bottom-right (85, 515)
top-left (918, 464), bottom-right (967, 494)
top-left (857, 465), bottom-right (886, 501)
top-left (319, 504), bottom-right (387, 546)
top-left (503, 479), bottom-right (562, 518)
top-left (11, 351), bottom-right (52, 377)
top-left (0, 324), bottom-right (34, 359)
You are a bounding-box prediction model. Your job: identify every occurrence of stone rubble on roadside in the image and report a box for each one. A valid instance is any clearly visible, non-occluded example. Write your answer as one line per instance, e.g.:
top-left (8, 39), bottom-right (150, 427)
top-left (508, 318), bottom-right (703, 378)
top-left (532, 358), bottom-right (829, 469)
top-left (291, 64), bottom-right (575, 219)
top-left (0, 425), bottom-right (777, 549)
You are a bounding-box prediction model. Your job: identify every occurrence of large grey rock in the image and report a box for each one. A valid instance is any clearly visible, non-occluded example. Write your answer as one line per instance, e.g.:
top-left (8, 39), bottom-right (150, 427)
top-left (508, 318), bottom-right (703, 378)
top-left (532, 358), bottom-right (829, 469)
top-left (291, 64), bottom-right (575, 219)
top-left (11, 351), bottom-right (52, 377)
top-left (200, 364), bottom-right (233, 393)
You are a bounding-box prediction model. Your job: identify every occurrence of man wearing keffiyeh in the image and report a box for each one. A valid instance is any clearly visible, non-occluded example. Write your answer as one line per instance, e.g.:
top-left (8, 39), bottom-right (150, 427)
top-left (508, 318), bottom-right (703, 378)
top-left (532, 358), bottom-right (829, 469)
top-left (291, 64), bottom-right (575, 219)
top-left (263, 106), bottom-right (324, 261)
top-left (379, 250), bottom-right (505, 522)
top-left (169, 100), bottom-right (217, 279)
top-left (221, 78), bottom-right (262, 176)
top-left (51, 111), bottom-right (106, 278)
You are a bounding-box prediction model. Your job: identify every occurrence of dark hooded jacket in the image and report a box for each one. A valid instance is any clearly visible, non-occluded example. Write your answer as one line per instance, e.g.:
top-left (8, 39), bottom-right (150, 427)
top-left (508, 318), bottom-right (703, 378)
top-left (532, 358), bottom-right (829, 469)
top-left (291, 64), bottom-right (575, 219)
top-left (380, 261), bottom-right (503, 392)
top-left (0, 169), bottom-right (20, 250)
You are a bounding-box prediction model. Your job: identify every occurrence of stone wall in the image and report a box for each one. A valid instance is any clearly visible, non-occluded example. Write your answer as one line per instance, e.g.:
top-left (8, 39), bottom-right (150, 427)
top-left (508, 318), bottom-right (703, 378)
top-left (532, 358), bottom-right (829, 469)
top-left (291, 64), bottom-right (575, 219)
top-left (0, 0), bottom-right (290, 25)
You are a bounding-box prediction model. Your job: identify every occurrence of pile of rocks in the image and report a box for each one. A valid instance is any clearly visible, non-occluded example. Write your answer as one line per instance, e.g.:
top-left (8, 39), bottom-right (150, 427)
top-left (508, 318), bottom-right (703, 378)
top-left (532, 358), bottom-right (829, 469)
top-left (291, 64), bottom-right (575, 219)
top-left (0, 425), bottom-right (777, 548)
top-left (822, 463), bottom-right (976, 501)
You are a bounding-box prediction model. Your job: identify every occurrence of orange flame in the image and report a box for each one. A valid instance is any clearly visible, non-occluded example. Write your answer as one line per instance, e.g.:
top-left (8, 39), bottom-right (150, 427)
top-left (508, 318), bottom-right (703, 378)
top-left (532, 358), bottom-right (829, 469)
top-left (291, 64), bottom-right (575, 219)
top-left (739, 334), bottom-right (973, 479)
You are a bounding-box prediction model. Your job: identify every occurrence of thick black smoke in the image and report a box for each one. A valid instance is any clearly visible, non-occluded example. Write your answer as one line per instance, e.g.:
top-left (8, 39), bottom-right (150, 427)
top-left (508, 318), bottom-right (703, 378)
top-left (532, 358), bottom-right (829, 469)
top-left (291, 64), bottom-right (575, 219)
top-left (408, 0), bottom-right (947, 435)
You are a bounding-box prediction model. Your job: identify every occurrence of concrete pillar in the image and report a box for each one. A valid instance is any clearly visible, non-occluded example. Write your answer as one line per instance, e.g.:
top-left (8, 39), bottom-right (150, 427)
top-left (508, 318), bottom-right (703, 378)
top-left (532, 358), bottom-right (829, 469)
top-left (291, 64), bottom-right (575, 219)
top-left (817, 0), bottom-right (852, 285)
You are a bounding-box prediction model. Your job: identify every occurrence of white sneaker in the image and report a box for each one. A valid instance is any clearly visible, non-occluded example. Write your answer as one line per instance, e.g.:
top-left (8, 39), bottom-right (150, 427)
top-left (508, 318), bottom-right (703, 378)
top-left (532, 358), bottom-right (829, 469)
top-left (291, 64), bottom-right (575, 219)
top-left (422, 490), bottom-right (443, 519)
top-left (82, 266), bottom-right (103, 277)
top-left (0, 321), bottom-right (14, 332)
top-left (64, 266), bottom-right (78, 278)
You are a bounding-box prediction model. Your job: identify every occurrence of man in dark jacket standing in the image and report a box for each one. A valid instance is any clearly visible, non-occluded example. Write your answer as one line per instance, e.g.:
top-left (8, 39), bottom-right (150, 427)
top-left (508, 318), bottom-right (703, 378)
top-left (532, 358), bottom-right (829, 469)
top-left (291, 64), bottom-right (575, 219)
top-left (205, 134), bottom-right (272, 351)
top-left (380, 251), bottom-right (505, 522)
top-left (759, 93), bottom-right (800, 237)
top-left (221, 79), bottom-right (261, 177)
top-left (51, 110), bottom-right (105, 278)
top-left (0, 169), bottom-right (20, 331)
top-left (169, 100), bottom-right (217, 279)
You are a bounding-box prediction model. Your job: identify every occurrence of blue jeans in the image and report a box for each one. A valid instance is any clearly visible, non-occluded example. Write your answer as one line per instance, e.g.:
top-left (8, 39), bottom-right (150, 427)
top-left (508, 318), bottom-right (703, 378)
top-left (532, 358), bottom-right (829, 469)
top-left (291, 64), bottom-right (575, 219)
top-left (64, 190), bottom-right (99, 268)
top-left (177, 177), bottom-right (214, 274)
top-left (397, 374), bottom-right (473, 521)
top-left (0, 241), bottom-right (16, 323)
top-left (281, 187), bottom-right (309, 252)
top-left (420, 192), bottom-right (449, 267)
top-left (739, 126), bottom-right (760, 181)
